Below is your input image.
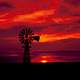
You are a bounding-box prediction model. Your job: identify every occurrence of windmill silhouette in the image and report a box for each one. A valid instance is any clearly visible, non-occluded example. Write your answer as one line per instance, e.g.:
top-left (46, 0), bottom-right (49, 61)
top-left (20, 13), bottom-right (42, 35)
top-left (18, 25), bottom-right (40, 63)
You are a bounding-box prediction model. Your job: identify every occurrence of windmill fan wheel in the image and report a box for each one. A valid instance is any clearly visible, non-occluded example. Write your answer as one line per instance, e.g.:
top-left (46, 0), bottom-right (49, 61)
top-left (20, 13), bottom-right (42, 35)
top-left (18, 27), bottom-right (34, 47)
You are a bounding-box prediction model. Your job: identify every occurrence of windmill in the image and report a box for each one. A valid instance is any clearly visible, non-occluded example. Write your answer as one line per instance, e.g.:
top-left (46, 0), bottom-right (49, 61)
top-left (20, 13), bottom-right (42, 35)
top-left (18, 25), bottom-right (40, 63)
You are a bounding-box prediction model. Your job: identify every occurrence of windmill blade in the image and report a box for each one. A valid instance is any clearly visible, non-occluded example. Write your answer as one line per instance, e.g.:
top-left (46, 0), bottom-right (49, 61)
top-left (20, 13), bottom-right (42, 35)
top-left (27, 27), bottom-right (34, 35)
top-left (19, 39), bottom-right (25, 44)
top-left (19, 29), bottom-right (25, 36)
top-left (18, 36), bottom-right (24, 41)
top-left (18, 33), bottom-right (24, 36)
top-left (25, 28), bottom-right (28, 33)
top-left (18, 35), bottom-right (24, 43)
top-left (27, 27), bottom-right (32, 33)
top-left (28, 27), bottom-right (32, 33)
top-left (18, 34), bottom-right (24, 38)
top-left (20, 29), bottom-right (25, 35)
top-left (19, 38), bottom-right (24, 41)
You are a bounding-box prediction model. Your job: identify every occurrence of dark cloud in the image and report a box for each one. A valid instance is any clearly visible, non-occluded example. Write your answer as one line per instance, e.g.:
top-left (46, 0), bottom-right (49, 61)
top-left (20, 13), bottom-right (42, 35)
top-left (0, 2), bottom-right (14, 13)
top-left (56, 0), bottom-right (80, 16)
top-left (32, 39), bottom-right (80, 51)
top-left (64, 0), bottom-right (80, 6)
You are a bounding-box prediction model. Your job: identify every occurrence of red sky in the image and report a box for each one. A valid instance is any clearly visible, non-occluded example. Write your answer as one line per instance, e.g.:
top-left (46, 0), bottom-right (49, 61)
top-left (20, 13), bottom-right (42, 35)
top-left (0, 0), bottom-right (80, 51)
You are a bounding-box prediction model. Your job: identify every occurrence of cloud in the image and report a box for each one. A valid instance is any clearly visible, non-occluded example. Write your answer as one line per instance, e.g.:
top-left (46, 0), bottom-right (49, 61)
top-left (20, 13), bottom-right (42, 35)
top-left (0, 2), bottom-right (13, 11)
top-left (39, 33), bottom-right (80, 43)
top-left (1, 32), bottom-right (80, 43)
top-left (13, 9), bottom-right (55, 21)
top-left (13, 11), bottom-right (80, 24)
top-left (0, 8), bottom-right (80, 29)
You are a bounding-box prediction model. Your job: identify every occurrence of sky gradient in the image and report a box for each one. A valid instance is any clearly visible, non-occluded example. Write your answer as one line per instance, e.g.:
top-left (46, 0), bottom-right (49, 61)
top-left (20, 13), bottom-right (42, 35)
top-left (0, 0), bottom-right (80, 53)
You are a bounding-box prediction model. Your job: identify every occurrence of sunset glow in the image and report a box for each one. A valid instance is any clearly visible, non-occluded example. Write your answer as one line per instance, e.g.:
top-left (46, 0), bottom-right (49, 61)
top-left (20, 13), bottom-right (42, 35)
top-left (0, 0), bottom-right (80, 63)
top-left (41, 60), bottom-right (48, 63)
top-left (40, 33), bottom-right (80, 43)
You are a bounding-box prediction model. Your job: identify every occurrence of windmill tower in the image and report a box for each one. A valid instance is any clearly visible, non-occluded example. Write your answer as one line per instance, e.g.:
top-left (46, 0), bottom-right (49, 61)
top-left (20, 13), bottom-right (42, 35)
top-left (18, 25), bottom-right (40, 63)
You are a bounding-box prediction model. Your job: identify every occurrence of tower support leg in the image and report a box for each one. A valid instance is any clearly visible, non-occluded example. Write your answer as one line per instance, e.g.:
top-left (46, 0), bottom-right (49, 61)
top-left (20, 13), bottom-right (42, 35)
top-left (23, 45), bottom-right (31, 64)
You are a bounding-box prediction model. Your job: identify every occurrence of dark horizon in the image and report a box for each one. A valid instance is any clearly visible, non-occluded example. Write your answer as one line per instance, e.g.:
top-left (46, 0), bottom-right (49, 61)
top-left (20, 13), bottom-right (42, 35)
top-left (0, 50), bottom-right (80, 63)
